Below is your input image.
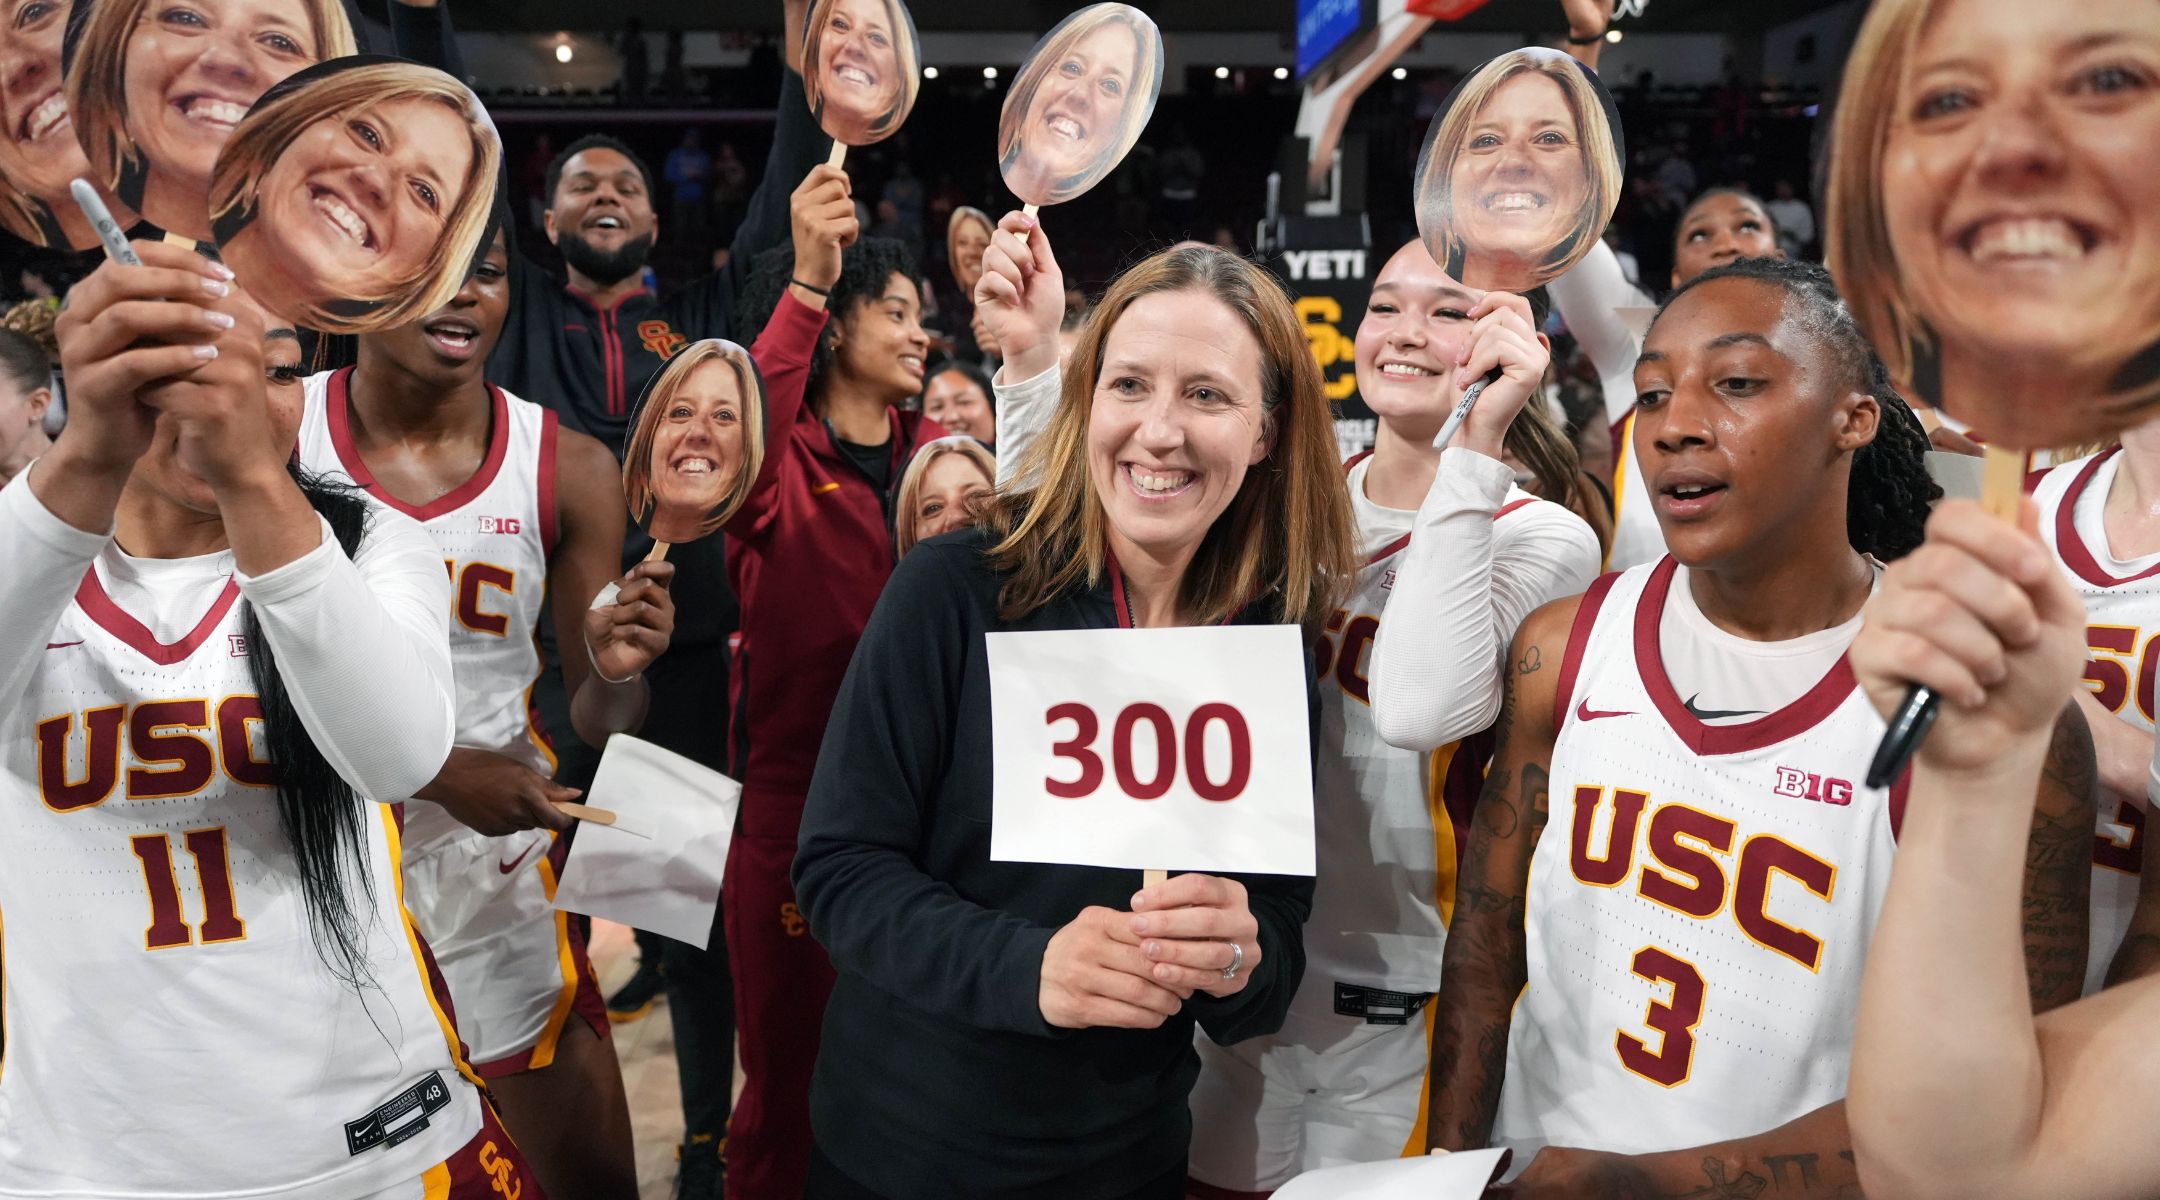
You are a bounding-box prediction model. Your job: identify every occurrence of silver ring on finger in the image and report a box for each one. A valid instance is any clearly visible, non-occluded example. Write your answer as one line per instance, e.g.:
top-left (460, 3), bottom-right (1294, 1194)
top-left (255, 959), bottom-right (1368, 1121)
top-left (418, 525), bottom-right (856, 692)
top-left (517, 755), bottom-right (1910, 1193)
top-left (1221, 941), bottom-right (1243, 981)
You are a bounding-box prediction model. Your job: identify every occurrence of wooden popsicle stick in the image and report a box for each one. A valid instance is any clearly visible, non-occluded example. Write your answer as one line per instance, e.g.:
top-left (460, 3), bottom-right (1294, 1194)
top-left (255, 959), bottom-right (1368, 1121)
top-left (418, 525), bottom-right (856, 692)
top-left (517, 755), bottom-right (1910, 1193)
top-left (643, 540), bottom-right (671, 563)
top-left (1021, 202), bottom-right (1040, 219)
top-left (1978, 445), bottom-right (2025, 520)
top-left (827, 141), bottom-right (848, 169)
top-left (1143, 868), bottom-right (1166, 889)
top-left (555, 802), bottom-right (617, 826)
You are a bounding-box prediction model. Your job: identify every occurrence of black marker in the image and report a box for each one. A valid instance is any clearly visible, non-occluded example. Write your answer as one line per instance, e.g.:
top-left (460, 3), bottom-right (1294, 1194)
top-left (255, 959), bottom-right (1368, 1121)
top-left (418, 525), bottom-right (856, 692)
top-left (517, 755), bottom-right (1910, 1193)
top-left (1865, 685), bottom-right (1935, 789)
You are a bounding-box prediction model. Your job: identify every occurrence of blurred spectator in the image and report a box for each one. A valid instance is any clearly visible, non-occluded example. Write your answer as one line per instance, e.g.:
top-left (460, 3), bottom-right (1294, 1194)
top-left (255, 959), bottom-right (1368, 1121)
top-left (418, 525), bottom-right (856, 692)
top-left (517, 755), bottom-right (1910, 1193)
top-left (1159, 126), bottom-right (1205, 235)
top-left (663, 29), bottom-right (689, 105)
top-left (0, 327), bottom-right (54, 488)
top-left (1654, 142), bottom-right (1698, 205)
top-left (919, 361), bottom-right (996, 448)
top-left (1212, 225), bottom-right (1241, 254)
top-left (1766, 178), bottom-right (1817, 259)
top-left (666, 129), bottom-right (714, 236)
top-left (712, 142), bottom-right (750, 240)
top-left (882, 161), bottom-right (925, 246)
top-left (519, 133), bottom-right (556, 234)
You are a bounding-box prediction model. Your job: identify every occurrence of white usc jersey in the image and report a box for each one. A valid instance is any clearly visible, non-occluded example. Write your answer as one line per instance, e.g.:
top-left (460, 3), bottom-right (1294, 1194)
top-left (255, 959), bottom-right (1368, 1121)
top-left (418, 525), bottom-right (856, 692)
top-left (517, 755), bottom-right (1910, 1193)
top-left (300, 368), bottom-right (559, 857)
top-left (2032, 448), bottom-right (2160, 994)
top-left (0, 550), bottom-right (481, 1198)
top-left (1494, 558), bottom-right (1900, 1159)
top-left (1294, 459), bottom-right (1543, 1031)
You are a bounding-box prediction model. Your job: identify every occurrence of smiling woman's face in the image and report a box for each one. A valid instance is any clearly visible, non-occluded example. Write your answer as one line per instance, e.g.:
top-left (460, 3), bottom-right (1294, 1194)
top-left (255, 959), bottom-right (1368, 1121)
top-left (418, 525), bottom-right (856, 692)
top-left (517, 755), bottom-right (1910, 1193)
top-left (120, 0), bottom-right (321, 235)
top-left (1444, 69), bottom-right (1588, 289)
top-left (950, 214), bottom-right (991, 291)
top-left (231, 94), bottom-right (473, 319)
top-left (1014, 19), bottom-right (1139, 201)
top-left (813, 0), bottom-right (902, 144)
top-left (646, 357), bottom-right (747, 543)
top-left (1878, 0), bottom-right (2160, 441)
top-left (0, 0), bottom-right (90, 208)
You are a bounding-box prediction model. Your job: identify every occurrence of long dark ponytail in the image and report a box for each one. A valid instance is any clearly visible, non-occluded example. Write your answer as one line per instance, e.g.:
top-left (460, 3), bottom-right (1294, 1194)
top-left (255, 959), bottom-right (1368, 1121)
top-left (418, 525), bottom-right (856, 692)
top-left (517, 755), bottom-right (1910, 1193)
top-left (243, 465), bottom-right (382, 990)
top-left (1660, 257), bottom-right (1940, 562)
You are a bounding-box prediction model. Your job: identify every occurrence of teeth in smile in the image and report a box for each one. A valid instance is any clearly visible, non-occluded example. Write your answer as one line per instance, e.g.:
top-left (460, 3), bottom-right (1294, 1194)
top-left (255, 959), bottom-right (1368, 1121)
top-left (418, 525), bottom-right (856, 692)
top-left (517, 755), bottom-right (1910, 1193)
top-left (1381, 363), bottom-right (1435, 377)
top-left (595, 217), bottom-right (623, 230)
top-left (836, 65), bottom-right (873, 86)
top-left (315, 192), bottom-right (369, 247)
top-left (430, 327), bottom-right (474, 345)
top-left (1486, 192), bottom-right (1544, 212)
top-left (675, 458), bottom-right (715, 475)
top-left (1670, 484), bottom-right (1712, 498)
top-left (183, 97), bottom-right (247, 128)
top-left (24, 92), bottom-right (66, 143)
top-left (1129, 467), bottom-right (1193, 494)
top-left (1968, 217), bottom-right (2086, 263)
top-left (1046, 115), bottom-right (1083, 141)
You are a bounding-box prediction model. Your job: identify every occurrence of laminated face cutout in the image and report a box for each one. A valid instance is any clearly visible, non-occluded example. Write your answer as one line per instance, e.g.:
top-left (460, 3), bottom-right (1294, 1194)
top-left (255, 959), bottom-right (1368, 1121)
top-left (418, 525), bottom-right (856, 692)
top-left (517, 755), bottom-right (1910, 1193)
top-left (0, 0), bottom-right (108, 248)
top-left (801, 0), bottom-right (920, 148)
top-left (1826, 0), bottom-right (2160, 451)
top-left (999, 3), bottom-right (1163, 209)
top-left (208, 56), bottom-right (502, 336)
top-left (623, 339), bottom-right (767, 546)
top-left (948, 205), bottom-right (993, 294)
top-left (1413, 46), bottom-right (1624, 294)
top-left (66, 0), bottom-right (358, 244)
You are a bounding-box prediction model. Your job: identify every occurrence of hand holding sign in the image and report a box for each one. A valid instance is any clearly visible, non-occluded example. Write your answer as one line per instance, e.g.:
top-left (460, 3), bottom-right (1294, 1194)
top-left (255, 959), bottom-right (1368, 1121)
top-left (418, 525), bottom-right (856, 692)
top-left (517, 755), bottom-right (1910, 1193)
top-left (1414, 46), bottom-right (1623, 295)
top-left (999, 3), bottom-right (1164, 213)
top-left (802, 0), bottom-right (921, 168)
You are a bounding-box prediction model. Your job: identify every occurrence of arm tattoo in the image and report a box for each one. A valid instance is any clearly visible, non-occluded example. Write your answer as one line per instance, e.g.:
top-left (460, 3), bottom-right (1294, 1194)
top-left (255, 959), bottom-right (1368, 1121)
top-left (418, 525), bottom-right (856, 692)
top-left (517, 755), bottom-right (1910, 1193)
top-left (2024, 709), bottom-right (2097, 1009)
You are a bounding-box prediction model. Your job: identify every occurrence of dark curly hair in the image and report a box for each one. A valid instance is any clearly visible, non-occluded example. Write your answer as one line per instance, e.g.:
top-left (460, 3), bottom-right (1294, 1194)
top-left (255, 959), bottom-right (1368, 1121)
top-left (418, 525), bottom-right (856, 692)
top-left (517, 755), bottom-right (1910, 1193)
top-left (1658, 255), bottom-right (1939, 562)
top-left (739, 236), bottom-right (919, 397)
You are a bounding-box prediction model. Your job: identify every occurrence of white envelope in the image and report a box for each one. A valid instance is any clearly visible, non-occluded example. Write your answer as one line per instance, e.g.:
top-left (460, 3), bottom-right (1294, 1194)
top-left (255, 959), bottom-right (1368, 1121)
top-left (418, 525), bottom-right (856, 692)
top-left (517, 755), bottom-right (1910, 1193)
top-left (553, 735), bottom-right (740, 948)
top-left (1270, 1149), bottom-right (1512, 1200)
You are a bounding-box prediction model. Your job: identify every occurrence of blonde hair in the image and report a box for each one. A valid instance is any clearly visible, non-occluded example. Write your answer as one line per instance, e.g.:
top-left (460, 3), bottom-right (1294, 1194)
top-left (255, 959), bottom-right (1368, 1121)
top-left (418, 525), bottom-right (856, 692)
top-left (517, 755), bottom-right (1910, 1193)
top-left (895, 436), bottom-right (998, 558)
top-left (623, 340), bottom-right (768, 542)
top-left (1826, 0), bottom-right (2160, 428)
top-left (1417, 47), bottom-right (1622, 286)
top-left (996, 4), bottom-right (1162, 207)
top-left (208, 61), bottom-right (501, 335)
top-left (67, 0), bottom-right (357, 212)
top-left (984, 245), bottom-right (1358, 629)
top-left (802, 0), bottom-right (920, 143)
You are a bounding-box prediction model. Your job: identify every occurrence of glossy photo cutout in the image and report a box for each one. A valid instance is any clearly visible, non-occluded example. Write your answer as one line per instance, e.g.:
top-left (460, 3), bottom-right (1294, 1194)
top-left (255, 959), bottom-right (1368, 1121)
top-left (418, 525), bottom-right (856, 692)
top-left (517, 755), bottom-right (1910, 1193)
top-left (948, 205), bottom-right (993, 294)
top-left (801, 0), bottom-right (921, 148)
top-left (623, 339), bottom-right (767, 547)
top-left (65, 0), bottom-right (359, 245)
top-left (207, 56), bottom-right (501, 336)
top-left (998, 2), bottom-right (1164, 209)
top-left (0, 0), bottom-right (109, 248)
top-left (1413, 46), bottom-right (1624, 294)
top-left (1825, 0), bottom-right (2160, 451)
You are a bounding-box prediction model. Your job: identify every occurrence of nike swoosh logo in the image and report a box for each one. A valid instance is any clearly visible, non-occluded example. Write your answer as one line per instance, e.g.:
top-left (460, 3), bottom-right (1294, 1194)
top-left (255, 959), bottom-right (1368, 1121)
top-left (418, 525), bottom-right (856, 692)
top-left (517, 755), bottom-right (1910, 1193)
top-left (498, 841), bottom-right (541, 875)
top-left (812, 481), bottom-right (842, 495)
top-left (44, 640), bottom-right (82, 650)
top-left (1575, 699), bottom-right (1633, 722)
top-left (1684, 694), bottom-right (1767, 721)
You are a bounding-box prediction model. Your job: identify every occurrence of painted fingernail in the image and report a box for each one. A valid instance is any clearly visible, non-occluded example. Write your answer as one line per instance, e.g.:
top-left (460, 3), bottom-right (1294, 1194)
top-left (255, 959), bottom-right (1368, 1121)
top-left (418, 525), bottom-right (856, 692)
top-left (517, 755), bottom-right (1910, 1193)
top-left (208, 260), bottom-right (236, 280)
top-left (191, 344), bottom-right (218, 359)
top-left (202, 278), bottom-right (230, 297)
top-left (204, 310), bottom-right (235, 329)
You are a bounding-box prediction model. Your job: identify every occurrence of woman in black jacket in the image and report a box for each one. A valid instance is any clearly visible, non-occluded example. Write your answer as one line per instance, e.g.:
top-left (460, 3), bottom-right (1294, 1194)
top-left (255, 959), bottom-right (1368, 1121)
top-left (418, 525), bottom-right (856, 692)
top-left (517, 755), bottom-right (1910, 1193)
top-left (792, 239), bottom-right (1361, 1199)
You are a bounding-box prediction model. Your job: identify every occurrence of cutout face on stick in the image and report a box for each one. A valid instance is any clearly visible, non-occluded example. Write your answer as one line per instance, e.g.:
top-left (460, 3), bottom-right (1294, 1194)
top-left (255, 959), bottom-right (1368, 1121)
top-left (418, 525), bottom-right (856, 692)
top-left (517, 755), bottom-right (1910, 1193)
top-left (0, 0), bottom-right (108, 248)
top-left (208, 56), bottom-right (501, 336)
top-left (1826, 0), bottom-right (2160, 450)
top-left (999, 2), bottom-right (1163, 209)
top-left (801, 0), bottom-right (919, 147)
top-left (1413, 46), bottom-right (1623, 294)
top-left (623, 339), bottom-right (767, 546)
top-left (66, 0), bottom-right (358, 244)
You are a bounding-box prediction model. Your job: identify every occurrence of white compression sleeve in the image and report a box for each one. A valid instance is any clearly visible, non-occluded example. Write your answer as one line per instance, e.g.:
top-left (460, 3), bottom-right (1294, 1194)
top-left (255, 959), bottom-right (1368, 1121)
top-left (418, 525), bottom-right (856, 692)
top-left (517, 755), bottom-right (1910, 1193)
top-left (991, 362), bottom-right (1061, 490)
top-left (235, 506), bottom-right (455, 803)
top-left (1367, 448), bottom-right (1603, 752)
top-left (1547, 239), bottom-right (1655, 424)
top-left (0, 464), bottom-right (111, 714)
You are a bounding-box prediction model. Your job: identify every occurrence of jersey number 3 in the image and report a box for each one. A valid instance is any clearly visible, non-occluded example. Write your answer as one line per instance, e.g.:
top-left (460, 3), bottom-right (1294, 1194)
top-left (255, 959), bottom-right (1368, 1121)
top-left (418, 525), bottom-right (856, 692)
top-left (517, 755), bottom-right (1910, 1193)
top-left (131, 827), bottom-right (246, 950)
top-left (1616, 946), bottom-right (1705, 1087)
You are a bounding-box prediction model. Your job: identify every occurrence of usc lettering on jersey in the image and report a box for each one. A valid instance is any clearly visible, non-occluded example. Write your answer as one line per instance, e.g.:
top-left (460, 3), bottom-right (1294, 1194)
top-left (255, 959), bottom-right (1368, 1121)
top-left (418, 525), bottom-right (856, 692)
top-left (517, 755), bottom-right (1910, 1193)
top-left (2032, 448), bottom-right (2160, 994)
top-left (0, 554), bottom-right (481, 1199)
top-left (1493, 559), bottom-right (1902, 1160)
top-left (299, 368), bottom-right (559, 858)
